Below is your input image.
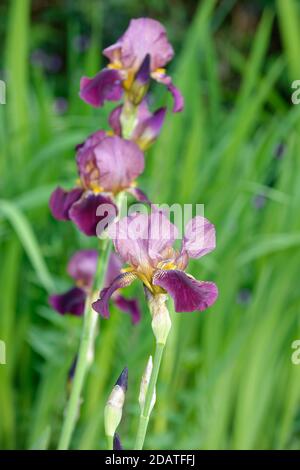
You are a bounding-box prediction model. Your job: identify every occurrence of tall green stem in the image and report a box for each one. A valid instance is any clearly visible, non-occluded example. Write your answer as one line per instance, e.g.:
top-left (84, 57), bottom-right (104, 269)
top-left (134, 342), bottom-right (165, 450)
top-left (57, 238), bottom-right (112, 450)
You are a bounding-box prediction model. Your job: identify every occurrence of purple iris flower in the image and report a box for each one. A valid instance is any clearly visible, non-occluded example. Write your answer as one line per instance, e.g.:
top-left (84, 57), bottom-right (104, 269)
top-left (49, 133), bottom-right (145, 236)
top-left (49, 249), bottom-right (141, 324)
top-left (80, 18), bottom-right (184, 113)
top-left (92, 211), bottom-right (218, 317)
top-left (109, 100), bottom-right (166, 151)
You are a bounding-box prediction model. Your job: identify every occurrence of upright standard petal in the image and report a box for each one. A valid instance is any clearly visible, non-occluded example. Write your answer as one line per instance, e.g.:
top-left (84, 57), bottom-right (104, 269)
top-left (94, 136), bottom-right (144, 193)
top-left (49, 287), bottom-right (86, 316)
top-left (49, 187), bottom-right (83, 221)
top-left (109, 211), bottom-right (178, 269)
top-left (69, 192), bottom-right (117, 237)
top-left (153, 269), bottom-right (218, 312)
top-left (67, 249), bottom-right (98, 288)
top-left (92, 272), bottom-right (137, 318)
top-left (79, 68), bottom-right (123, 107)
top-left (183, 216), bottom-right (216, 259)
top-left (76, 131), bottom-right (106, 191)
top-left (103, 18), bottom-right (174, 72)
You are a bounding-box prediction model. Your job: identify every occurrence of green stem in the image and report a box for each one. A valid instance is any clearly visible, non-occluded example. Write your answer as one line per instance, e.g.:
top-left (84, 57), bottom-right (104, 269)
top-left (134, 342), bottom-right (165, 450)
top-left (57, 238), bottom-right (112, 450)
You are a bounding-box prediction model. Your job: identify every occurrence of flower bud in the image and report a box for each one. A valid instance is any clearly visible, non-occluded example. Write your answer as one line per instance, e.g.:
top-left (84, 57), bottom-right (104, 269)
top-left (139, 356), bottom-right (156, 413)
top-left (128, 54), bottom-right (150, 105)
top-left (149, 294), bottom-right (172, 345)
top-left (104, 367), bottom-right (128, 438)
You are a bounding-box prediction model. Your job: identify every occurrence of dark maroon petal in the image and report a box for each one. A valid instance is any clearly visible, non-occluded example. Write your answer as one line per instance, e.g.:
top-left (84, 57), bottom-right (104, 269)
top-left (49, 187), bottom-right (83, 221)
top-left (109, 105), bottom-right (122, 136)
top-left (153, 269), bottom-right (218, 312)
top-left (69, 192), bottom-right (117, 237)
top-left (67, 249), bottom-right (98, 287)
top-left (79, 68), bottom-right (123, 107)
top-left (114, 294), bottom-right (141, 324)
top-left (49, 287), bottom-right (86, 316)
top-left (92, 272), bottom-right (137, 318)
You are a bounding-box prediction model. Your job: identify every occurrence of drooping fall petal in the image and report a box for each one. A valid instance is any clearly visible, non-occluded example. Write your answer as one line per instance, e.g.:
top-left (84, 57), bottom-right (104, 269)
top-left (79, 68), bottom-right (123, 107)
top-left (92, 272), bottom-right (137, 318)
top-left (69, 192), bottom-right (117, 237)
top-left (49, 187), bottom-right (83, 221)
top-left (49, 287), bottom-right (86, 316)
top-left (153, 269), bottom-right (218, 312)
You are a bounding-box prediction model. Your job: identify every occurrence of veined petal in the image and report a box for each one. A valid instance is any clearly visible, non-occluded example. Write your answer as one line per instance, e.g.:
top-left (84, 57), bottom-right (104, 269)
top-left (109, 211), bottom-right (178, 269)
top-left (153, 269), bottom-right (218, 312)
top-left (114, 294), bottom-right (141, 324)
top-left (79, 68), bottom-right (123, 107)
top-left (94, 136), bottom-right (144, 193)
top-left (67, 249), bottom-right (98, 287)
top-left (92, 272), bottom-right (137, 318)
top-left (183, 216), bottom-right (216, 259)
top-left (69, 192), bottom-right (117, 237)
top-left (104, 18), bottom-right (174, 72)
top-left (49, 187), bottom-right (83, 221)
top-left (49, 287), bottom-right (86, 316)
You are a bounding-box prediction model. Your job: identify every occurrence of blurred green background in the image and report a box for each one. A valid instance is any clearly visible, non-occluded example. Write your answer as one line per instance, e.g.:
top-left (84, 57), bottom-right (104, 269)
top-left (0, 0), bottom-right (300, 450)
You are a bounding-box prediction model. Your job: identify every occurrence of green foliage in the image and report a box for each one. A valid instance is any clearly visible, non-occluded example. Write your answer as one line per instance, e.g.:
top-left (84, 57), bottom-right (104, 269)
top-left (0, 0), bottom-right (299, 450)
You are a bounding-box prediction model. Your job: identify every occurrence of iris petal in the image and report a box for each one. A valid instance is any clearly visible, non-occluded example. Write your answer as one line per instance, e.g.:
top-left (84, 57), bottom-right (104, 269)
top-left (183, 216), bottom-right (216, 259)
top-left (69, 192), bottom-right (117, 237)
top-left (67, 249), bottom-right (98, 287)
top-left (153, 269), bottom-right (218, 312)
top-left (49, 187), bottom-right (83, 221)
top-left (92, 272), bottom-right (137, 318)
top-left (79, 68), bottom-right (123, 108)
top-left (49, 287), bottom-right (86, 316)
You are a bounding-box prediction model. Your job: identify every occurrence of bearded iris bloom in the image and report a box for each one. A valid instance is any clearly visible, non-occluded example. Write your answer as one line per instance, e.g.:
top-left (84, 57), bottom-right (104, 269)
top-left (80, 18), bottom-right (184, 113)
top-left (49, 133), bottom-right (145, 236)
top-left (49, 249), bottom-right (141, 324)
top-left (92, 212), bottom-right (218, 317)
